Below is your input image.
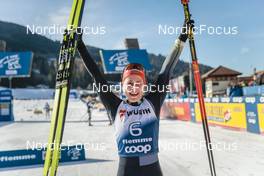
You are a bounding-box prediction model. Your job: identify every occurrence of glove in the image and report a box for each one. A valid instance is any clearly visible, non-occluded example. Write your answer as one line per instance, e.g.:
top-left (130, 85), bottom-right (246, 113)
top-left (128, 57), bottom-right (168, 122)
top-left (179, 19), bottom-right (195, 42)
top-left (76, 27), bottom-right (83, 42)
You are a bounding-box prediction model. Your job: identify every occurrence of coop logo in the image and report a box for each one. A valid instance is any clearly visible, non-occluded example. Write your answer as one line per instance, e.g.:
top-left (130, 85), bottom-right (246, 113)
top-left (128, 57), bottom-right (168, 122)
top-left (190, 98), bottom-right (195, 103)
top-left (109, 52), bottom-right (129, 71)
top-left (212, 98), bottom-right (219, 103)
top-left (0, 54), bottom-right (21, 70)
top-left (125, 144), bottom-right (151, 154)
top-left (178, 99), bottom-right (184, 103)
top-left (248, 118), bottom-right (256, 124)
top-left (184, 98), bottom-right (189, 103)
top-left (67, 148), bottom-right (81, 160)
top-left (232, 97), bottom-right (243, 103)
top-left (205, 98), bottom-right (211, 103)
top-left (245, 97), bottom-right (256, 104)
top-left (221, 97), bottom-right (230, 103)
top-left (247, 112), bottom-right (257, 124)
top-left (260, 97), bottom-right (264, 103)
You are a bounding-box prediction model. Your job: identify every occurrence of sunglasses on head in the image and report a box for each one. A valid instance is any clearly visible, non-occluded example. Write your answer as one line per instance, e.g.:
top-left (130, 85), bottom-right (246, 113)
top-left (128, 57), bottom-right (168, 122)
top-left (122, 63), bottom-right (147, 84)
top-left (123, 63), bottom-right (145, 72)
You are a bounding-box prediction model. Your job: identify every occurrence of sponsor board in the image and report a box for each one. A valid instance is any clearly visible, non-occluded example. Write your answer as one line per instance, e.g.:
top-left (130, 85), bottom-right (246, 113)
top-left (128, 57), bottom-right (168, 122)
top-left (0, 145), bottom-right (85, 168)
top-left (195, 103), bottom-right (247, 129)
top-left (245, 97), bottom-right (260, 134)
top-left (99, 49), bottom-right (152, 73)
top-left (0, 52), bottom-right (33, 77)
top-left (163, 96), bottom-right (263, 134)
top-left (0, 89), bottom-right (13, 121)
top-left (168, 101), bottom-right (191, 121)
top-left (257, 103), bottom-right (264, 134)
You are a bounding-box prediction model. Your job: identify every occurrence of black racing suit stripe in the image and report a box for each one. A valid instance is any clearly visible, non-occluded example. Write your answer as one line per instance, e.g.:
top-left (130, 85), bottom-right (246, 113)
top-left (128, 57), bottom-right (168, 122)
top-left (77, 39), bottom-right (122, 121)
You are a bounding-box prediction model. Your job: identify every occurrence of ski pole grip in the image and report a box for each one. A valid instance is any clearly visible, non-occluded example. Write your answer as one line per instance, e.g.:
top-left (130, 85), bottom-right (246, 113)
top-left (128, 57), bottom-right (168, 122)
top-left (181, 0), bottom-right (189, 5)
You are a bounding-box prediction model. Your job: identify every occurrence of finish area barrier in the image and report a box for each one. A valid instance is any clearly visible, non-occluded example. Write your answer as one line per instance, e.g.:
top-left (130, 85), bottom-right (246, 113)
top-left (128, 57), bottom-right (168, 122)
top-left (161, 97), bottom-right (264, 135)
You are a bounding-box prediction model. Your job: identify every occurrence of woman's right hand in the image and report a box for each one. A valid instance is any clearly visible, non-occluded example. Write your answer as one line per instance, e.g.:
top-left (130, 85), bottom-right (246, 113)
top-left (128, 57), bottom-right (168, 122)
top-left (179, 19), bottom-right (195, 42)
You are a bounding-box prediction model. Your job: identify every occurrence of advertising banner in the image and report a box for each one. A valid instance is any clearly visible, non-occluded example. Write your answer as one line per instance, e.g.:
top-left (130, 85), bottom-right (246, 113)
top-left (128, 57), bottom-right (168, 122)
top-left (100, 49), bottom-right (152, 73)
top-left (257, 97), bottom-right (264, 134)
top-left (195, 102), bottom-right (247, 130)
top-left (168, 99), bottom-right (191, 121)
top-left (0, 145), bottom-right (85, 168)
top-left (244, 97), bottom-right (260, 134)
top-left (0, 89), bottom-right (13, 121)
top-left (0, 52), bottom-right (33, 77)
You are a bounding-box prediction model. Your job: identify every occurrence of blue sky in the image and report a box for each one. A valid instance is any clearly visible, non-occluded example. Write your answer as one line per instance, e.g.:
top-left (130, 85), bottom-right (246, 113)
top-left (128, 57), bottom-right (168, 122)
top-left (0, 0), bottom-right (264, 75)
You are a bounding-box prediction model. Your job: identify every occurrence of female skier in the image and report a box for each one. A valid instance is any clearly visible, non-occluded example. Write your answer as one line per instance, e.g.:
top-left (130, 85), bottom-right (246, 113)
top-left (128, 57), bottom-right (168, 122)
top-left (77, 20), bottom-right (192, 176)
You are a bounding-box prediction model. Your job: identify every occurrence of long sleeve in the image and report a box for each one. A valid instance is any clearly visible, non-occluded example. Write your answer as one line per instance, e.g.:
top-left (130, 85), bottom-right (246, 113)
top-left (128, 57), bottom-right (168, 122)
top-left (77, 39), bottom-right (122, 121)
top-left (146, 38), bottom-right (185, 116)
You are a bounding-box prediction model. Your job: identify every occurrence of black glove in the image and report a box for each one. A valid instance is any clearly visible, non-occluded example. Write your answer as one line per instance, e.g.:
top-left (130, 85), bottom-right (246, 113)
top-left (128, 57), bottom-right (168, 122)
top-left (76, 27), bottom-right (83, 42)
top-left (179, 19), bottom-right (195, 42)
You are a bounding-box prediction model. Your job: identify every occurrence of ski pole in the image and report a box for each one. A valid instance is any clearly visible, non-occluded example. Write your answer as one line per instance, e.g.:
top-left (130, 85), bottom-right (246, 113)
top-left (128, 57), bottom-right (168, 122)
top-left (180, 0), bottom-right (217, 175)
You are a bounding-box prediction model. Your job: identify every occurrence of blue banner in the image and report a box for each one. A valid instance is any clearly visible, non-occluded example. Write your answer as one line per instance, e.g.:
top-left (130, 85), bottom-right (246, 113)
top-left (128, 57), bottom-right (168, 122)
top-left (0, 89), bottom-right (13, 121)
top-left (0, 52), bottom-right (33, 77)
top-left (245, 97), bottom-right (260, 134)
top-left (0, 145), bottom-right (85, 168)
top-left (100, 49), bottom-right (152, 73)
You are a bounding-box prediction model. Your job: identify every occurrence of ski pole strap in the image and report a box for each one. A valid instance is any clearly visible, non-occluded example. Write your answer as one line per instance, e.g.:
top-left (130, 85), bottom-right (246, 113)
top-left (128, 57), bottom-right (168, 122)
top-left (181, 0), bottom-right (189, 5)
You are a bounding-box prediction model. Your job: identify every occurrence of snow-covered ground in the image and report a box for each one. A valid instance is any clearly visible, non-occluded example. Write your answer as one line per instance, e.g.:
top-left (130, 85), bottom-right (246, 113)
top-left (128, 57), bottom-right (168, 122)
top-left (13, 99), bottom-right (88, 122)
top-left (0, 100), bottom-right (264, 176)
top-left (13, 99), bottom-right (107, 122)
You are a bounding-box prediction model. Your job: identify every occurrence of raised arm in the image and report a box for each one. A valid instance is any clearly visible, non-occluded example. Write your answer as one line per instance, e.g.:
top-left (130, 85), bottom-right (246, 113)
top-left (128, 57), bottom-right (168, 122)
top-left (77, 39), bottom-right (122, 121)
top-left (146, 21), bottom-right (192, 115)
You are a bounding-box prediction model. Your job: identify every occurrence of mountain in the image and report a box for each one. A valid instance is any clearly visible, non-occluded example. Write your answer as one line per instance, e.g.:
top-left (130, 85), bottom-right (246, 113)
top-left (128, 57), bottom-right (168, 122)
top-left (0, 20), bottom-right (212, 88)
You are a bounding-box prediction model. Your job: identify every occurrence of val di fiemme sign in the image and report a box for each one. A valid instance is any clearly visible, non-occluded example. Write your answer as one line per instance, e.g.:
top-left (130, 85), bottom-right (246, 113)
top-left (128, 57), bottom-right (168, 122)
top-left (0, 52), bottom-right (33, 77)
top-left (0, 145), bottom-right (85, 168)
top-left (99, 49), bottom-right (152, 74)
